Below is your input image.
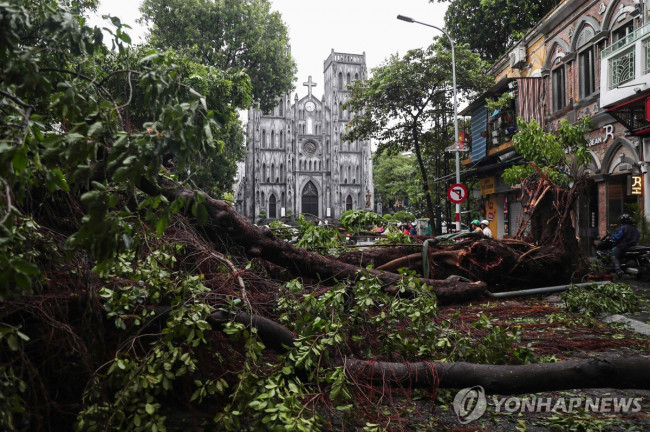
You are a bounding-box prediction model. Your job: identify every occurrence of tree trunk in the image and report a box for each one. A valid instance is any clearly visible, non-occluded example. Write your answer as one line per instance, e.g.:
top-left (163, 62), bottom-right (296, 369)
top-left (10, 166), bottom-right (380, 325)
top-left (337, 245), bottom-right (422, 268)
top-left (344, 357), bottom-right (650, 394)
top-left (205, 310), bottom-right (650, 396)
top-left (142, 176), bottom-right (486, 304)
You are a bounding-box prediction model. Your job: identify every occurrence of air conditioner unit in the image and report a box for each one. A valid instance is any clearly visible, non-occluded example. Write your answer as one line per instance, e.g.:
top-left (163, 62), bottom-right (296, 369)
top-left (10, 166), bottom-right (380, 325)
top-left (509, 45), bottom-right (527, 69)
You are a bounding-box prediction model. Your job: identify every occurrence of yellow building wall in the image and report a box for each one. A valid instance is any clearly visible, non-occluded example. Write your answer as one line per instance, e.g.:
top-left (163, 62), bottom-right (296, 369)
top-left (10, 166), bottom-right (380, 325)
top-left (494, 34), bottom-right (546, 80)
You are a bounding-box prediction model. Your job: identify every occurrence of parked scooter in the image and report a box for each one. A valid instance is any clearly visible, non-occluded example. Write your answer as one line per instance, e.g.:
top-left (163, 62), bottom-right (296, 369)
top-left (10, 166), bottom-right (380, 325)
top-left (595, 235), bottom-right (650, 280)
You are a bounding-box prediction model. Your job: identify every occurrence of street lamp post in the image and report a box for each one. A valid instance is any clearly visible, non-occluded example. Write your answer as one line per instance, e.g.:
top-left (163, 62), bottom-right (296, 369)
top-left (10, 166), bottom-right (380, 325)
top-left (397, 14), bottom-right (462, 232)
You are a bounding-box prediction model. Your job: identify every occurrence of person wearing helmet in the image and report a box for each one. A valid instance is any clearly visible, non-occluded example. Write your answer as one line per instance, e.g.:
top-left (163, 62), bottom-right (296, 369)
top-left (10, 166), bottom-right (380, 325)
top-left (610, 213), bottom-right (640, 279)
top-left (470, 219), bottom-right (482, 233)
top-left (480, 220), bottom-right (493, 238)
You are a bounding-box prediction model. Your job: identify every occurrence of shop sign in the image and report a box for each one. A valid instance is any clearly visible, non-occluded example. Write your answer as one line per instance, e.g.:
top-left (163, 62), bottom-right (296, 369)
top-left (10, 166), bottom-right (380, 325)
top-left (587, 124), bottom-right (614, 147)
top-left (631, 175), bottom-right (643, 195)
top-left (479, 177), bottom-right (495, 195)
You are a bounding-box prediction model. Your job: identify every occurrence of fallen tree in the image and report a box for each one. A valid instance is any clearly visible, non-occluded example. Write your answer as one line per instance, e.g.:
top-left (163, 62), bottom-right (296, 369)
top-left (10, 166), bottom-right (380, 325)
top-left (207, 309), bottom-right (650, 395)
top-left (140, 176), bottom-right (487, 305)
top-left (345, 356), bottom-right (650, 394)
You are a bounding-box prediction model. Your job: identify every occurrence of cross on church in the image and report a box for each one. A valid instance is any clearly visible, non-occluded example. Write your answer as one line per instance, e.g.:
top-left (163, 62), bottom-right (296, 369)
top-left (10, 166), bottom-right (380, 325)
top-left (303, 76), bottom-right (317, 99)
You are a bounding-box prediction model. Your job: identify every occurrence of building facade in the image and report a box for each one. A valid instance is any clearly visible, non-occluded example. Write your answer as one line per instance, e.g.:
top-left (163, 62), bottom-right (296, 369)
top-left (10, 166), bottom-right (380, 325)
top-left (235, 50), bottom-right (374, 222)
top-left (460, 0), bottom-right (650, 253)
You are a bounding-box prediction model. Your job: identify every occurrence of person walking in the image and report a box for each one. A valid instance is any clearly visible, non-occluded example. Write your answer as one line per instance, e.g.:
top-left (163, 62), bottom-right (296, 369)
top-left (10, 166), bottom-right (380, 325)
top-left (480, 220), bottom-right (493, 238)
top-left (610, 213), bottom-right (640, 280)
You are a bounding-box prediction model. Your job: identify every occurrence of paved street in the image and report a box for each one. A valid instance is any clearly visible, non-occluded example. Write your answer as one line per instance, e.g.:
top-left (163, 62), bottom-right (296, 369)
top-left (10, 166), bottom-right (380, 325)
top-left (428, 276), bottom-right (650, 432)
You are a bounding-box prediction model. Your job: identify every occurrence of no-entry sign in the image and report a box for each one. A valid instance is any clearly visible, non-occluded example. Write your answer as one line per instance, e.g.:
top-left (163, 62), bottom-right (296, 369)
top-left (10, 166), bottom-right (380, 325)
top-left (447, 183), bottom-right (468, 204)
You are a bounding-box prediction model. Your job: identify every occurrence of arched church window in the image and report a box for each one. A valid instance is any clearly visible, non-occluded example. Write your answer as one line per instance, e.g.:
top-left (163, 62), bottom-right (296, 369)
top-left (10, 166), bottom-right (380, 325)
top-left (262, 130), bottom-right (266, 148)
top-left (280, 163), bottom-right (284, 182)
top-left (279, 101), bottom-right (283, 116)
top-left (262, 163), bottom-right (267, 182)
top-left (271, 130), bottom-right (275, 148)
top-left (279, 131), bottom-right (284, 148)
top-left (338, 72), bottom-right (343, 89)
top-left (354, 73), bottom-right (359, 81)
top-left (269, 195), bottom-right (277, 218)
top-left (346, 195), bottom-right (353, 211)
top-left (271, 163), bottom-right (276, 182)
top-left (346, 73), bottom-right (350, 86)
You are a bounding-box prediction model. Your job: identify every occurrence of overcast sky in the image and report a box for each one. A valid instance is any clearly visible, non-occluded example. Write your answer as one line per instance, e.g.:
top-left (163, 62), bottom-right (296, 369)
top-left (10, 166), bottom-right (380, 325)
top-left (89, 0), bottom-right (449, 98)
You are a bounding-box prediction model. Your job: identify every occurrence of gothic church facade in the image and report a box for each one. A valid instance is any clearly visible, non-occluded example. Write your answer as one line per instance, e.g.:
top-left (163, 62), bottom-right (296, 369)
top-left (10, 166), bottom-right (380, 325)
top-left (236, 50), bottom-right (374, 221)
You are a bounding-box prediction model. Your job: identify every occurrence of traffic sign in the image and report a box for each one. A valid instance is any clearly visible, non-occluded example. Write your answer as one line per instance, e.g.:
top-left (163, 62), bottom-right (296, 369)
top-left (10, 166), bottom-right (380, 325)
top-left (447, 183), bottom-right (468, 204)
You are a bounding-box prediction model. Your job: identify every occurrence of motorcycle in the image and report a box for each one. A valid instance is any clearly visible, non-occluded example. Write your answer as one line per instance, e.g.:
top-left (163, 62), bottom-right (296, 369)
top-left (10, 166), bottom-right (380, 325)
top-left (595, 235), bottom-right (650, 280)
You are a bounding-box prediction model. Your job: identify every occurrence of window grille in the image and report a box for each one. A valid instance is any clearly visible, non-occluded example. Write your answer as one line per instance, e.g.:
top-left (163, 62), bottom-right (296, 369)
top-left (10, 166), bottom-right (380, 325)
top-left (609, 48), bottom-right (635, 89)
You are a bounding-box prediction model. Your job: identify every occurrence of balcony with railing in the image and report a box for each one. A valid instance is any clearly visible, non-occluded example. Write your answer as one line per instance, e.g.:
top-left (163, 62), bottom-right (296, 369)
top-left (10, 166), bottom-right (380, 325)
top-left (462, 92), bottom-right (517, 167)
top-left (601, 21), bottom-right (650, 109)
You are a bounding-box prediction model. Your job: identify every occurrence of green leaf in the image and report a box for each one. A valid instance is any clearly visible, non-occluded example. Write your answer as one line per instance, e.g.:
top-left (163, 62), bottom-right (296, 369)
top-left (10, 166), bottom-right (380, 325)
top-left (203, 123), bottom-right (213, 144)
top-left (87, 122), bottom-right (103, 137)
top-left (12, 149), bottom-right (29, 172)
top-left (196, 203), bottom-right (208, 225)
top-left (119, 32), bottom-right (131, 44)
top-left (11, 259), bottom-right (40, 275)
top-left (145, 403), bottom-right (155, 415)
top-left (122, 234), bottom-right (134, 249)
top-left (80, 190), bottom-right (102, 204)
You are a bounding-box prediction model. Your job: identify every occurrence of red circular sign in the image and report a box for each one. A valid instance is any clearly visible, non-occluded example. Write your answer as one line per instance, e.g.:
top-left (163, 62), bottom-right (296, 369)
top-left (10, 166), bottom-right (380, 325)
top-left (447, 183), bottom-right (468, 204)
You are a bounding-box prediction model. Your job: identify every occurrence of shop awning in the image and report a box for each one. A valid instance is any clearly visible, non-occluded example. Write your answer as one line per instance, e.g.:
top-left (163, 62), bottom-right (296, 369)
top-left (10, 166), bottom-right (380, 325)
top-left (434, 155), bottom-right (524, 183)
top-left (605, 93), bottom-right (650, 136)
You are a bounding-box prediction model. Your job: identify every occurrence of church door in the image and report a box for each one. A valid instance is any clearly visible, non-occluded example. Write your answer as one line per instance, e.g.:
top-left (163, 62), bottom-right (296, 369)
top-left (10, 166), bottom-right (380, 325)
top-left (346, 195), bottom-right (353, 211)
top-left (301, 182), bottom-right (319, 216)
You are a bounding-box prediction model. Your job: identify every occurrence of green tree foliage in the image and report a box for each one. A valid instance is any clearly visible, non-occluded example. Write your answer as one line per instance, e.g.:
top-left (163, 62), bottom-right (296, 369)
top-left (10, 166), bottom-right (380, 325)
top-left (373, 152), bottom-right (422, 213)
top-left (340, 209), bottom-right (385, 234)
top-left (0, 2), bottom-right (255, 426)
top-left (391, 210), bottom-right (415, 223)
top-left (344, 39), bottom-right (490, 222)
top-left (502, 117), bottom-right (592, 187)
top-left (140, 0), bottom-right (297, 112)
top-left (433, 0), bottom-right (563, 63)
top-left (96, 44), bottom-right (252, 198)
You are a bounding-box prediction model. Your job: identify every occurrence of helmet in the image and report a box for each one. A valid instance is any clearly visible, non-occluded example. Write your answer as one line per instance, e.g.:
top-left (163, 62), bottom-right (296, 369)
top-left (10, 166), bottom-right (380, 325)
top-left (480, 220), bottom-right (489, 226)
top-left (618, 213), bottom-right (633, 225)
top-left (471, 219), bottom-right (480, 226)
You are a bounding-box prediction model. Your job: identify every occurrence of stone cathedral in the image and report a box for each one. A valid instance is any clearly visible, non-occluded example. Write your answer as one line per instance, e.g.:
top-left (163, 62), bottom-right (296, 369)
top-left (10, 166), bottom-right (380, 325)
top-left (235, 50), bottom-right (374, 221)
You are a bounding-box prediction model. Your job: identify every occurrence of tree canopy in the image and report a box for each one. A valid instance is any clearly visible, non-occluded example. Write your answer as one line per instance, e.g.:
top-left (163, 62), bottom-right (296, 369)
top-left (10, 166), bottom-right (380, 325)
top-left (502, 117), bottom-right (592, 187)
top-left (373, 152), bottom-right (423, 214)
top-left (140, 0), bottom-right (297, 112)
top-left (344, 39), bottom-right (490, 222)
top-left (433, 0), bottom-right (563, 63)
